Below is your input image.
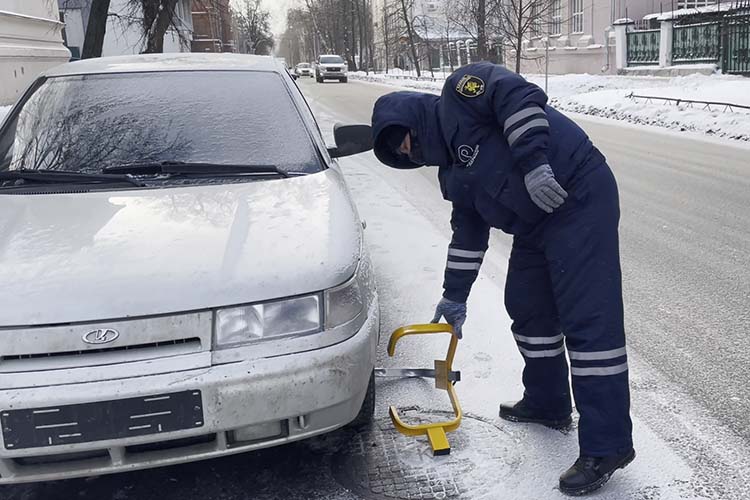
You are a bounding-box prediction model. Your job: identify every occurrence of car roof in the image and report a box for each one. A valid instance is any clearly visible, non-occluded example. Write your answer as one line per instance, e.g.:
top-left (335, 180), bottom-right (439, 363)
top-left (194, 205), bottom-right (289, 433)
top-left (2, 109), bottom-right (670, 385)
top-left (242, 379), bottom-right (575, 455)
top-left (42, 53), bottom-right (285, 77)
top-left (319, 54), bottom-right (343, 58)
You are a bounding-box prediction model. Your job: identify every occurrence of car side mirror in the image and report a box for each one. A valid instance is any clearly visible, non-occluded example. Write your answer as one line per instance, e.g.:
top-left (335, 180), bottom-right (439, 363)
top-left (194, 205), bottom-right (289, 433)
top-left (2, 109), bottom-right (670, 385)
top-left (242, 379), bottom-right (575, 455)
top-left (328, 124), bottom-right (373, 158)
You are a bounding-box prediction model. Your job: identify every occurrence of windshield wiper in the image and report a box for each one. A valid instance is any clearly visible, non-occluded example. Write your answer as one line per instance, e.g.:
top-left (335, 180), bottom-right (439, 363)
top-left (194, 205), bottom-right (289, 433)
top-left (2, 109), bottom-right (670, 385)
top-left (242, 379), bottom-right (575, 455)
top-left (103, 161), bottom-right (289, 178)
top-left (0, 169), bottom-right (146, 187)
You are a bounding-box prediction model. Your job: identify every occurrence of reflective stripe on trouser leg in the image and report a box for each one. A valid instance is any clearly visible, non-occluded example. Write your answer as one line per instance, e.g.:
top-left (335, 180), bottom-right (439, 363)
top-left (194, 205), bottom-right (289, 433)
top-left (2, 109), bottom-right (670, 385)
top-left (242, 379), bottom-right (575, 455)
top-left (544, 164), bottom-right (633, 457)
top-left (505, 236), bottom-right (571, 416)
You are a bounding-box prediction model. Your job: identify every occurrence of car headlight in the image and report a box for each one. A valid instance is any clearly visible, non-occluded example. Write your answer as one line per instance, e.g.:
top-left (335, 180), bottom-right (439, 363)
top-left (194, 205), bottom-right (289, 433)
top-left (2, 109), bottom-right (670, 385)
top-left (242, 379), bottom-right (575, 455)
top-left (214, 257), bottom-right (370, 349)
top-left (215, 294), bottom-right (322, 349)
top-left (325, 270), bottom-right (364, 329)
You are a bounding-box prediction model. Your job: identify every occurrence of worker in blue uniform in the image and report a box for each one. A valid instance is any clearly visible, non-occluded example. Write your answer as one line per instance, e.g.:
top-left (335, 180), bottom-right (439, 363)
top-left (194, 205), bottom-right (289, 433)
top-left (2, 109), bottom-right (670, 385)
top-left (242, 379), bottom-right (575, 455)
top-left (371, 62), bottom-right (635, 496)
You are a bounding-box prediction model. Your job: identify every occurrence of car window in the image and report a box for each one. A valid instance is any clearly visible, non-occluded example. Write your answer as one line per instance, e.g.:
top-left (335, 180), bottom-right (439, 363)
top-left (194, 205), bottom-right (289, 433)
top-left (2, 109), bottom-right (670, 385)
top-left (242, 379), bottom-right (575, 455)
top-left (0, 71), bottom-right (321, 175)
top-left (297, 63), bottom-right (310, 68)
top-left (319, 56), bottom-right (344, 64)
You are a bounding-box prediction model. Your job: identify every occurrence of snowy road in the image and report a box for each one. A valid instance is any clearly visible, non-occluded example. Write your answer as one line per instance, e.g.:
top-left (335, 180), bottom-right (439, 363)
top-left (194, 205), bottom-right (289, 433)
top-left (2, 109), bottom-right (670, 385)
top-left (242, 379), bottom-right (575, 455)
top-left (2, 79), bottom-right (749, 500)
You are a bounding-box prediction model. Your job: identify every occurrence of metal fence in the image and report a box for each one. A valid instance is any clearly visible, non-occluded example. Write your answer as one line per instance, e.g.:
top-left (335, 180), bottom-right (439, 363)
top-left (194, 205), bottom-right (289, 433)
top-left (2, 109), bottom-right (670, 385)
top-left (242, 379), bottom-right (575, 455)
top-left (673, 22), bottom-right (721, 63)
top-left (627, 29), bottom-right (660, 66)
top-left (624, 4), bottom-right (750, 74)
top-left (723, 11), bottom-right (750, 74)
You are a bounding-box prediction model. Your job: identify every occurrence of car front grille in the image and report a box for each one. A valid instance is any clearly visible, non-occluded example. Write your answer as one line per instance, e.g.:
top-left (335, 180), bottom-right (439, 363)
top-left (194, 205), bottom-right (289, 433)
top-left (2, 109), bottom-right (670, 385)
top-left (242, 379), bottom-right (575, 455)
top-left (2, 338), bottom-right (200, 362)
top-left (0, 338), bottom-right (202, 373)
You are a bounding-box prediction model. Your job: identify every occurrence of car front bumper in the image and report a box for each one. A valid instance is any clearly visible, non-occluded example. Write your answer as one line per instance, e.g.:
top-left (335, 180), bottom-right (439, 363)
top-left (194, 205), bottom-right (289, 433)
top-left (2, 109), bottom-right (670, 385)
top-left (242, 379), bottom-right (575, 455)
top-left (0, 299), bottom-right (378, 484)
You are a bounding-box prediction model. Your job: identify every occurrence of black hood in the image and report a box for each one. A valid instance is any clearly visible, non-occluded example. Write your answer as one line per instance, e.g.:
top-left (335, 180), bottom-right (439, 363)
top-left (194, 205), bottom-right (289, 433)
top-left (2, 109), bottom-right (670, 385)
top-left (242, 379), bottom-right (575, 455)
top-left (371, 91), bottom-right (450, 169)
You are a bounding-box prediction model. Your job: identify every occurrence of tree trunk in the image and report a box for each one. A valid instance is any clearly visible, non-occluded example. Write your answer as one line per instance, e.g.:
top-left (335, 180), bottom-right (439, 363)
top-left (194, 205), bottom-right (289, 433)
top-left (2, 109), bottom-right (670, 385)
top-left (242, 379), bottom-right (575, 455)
top-left (82, 0), bottom-right (111, 59)
top-left (399, 0), bottom-right (420, 77)
top-left (142, 0), bottom-right (179, 54)
top-left (515, 0), bottom-right (523, 73)
top-left (348, 0), bottom-right (357, 70)
top-left (356, 0), bottom-right (364, 72)
top-left (383, 5), bottom-right (389, 73)
top-left (476, 0), bottom-right (488, 61)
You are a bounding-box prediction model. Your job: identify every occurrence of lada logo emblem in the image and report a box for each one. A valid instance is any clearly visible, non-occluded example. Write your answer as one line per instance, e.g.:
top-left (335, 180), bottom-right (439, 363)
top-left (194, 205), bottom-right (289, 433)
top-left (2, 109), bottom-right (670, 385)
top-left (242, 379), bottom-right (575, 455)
top-left (82, 328), bottom-right (120, 345)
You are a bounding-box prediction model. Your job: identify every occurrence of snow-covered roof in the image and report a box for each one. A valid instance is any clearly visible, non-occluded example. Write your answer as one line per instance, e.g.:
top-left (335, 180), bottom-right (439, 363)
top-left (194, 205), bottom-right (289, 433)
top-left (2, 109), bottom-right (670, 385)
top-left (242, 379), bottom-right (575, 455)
top-left (43, 53), bottom-right (282, 77)
top-left (644, 1), bottom-right (748, 21)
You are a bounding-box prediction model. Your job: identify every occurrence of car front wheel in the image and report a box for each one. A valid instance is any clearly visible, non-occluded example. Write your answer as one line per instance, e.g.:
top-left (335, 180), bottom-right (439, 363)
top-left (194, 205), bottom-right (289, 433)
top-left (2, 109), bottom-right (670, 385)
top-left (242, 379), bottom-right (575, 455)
top-left (340, 77), bottom-right (348, 83)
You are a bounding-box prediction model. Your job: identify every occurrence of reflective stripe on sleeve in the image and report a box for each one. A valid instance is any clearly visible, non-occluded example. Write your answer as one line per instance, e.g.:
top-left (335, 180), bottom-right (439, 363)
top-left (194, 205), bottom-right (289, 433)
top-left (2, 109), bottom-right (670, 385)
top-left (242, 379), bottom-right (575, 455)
top-left (507, 118), bottom-right (549, 146)
top-left (447, 248), bottom-right (485, 259)
top-left (446, 261), bottom-right (482, 271)
top-left (513, 333), bottom-right (564, 345)
top-left (518, 345), bottom-right (565, 358)
top-left (571, 362), bottom-right (629, 377)
top-left (568, 347), bottom-right (627, 361)
top-left (503, 106), bottom-right (546, 133)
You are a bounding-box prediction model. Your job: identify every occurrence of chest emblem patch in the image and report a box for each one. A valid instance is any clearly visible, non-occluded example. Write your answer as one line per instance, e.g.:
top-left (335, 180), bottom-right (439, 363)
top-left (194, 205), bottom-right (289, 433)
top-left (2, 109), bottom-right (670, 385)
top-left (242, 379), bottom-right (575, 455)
top-left (456, 75), bottom-right (485, 98)
top-left (457, 144), bottom-right (480, 167)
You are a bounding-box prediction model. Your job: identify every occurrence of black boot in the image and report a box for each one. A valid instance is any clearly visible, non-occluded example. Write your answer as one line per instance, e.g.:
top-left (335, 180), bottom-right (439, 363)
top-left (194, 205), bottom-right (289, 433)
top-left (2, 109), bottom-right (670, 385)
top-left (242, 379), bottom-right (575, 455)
top-left (559, 448), bottom-right (636, 496)
top-left (499, 399), bottom-right (572, 429)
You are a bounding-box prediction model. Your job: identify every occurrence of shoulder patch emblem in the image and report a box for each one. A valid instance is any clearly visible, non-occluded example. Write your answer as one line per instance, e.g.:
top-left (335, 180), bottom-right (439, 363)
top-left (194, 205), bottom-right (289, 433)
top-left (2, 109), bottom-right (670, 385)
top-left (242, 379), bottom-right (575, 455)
top-left (455, 75), bottom-right (485, 98)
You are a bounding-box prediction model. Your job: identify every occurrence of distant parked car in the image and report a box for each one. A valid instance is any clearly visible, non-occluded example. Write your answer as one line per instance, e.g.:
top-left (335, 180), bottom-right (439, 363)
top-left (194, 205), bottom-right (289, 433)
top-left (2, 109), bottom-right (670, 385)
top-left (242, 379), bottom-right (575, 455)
top-left (0, 53), bottom-right (378, 484)
top-left (315, 55), bottom-right (348, 83)
top-left (295, 62), bottom-right (313, 77)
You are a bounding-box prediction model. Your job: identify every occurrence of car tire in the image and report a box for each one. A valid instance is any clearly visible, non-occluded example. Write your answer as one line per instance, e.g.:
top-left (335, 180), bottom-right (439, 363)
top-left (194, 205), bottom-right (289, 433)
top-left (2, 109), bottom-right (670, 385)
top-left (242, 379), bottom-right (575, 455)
top-left (340, 77), bottom-right (348, 83)
top-left (347, 370), bottom-right (375, 429)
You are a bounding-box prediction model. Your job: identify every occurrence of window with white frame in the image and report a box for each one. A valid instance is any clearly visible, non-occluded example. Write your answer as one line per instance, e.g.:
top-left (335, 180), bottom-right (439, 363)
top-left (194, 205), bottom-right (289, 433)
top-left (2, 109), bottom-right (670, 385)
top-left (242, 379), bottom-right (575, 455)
top-left (551, 0), bottom-right (562, 35)
top-left (571, 0), bottom-right (584, 34)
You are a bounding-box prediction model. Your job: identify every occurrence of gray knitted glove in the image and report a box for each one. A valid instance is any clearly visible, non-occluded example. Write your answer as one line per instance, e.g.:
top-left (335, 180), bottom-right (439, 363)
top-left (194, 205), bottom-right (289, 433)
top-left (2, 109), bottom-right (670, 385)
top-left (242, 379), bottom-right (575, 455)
top-left (524, 164), bottom-right (568, 213)
top-left (431, 297), bottom-right (467, 339)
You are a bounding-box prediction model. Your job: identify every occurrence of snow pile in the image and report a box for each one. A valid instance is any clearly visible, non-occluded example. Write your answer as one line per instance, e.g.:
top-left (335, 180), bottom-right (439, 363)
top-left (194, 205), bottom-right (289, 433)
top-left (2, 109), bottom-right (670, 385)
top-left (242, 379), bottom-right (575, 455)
top-left (350, 71), bottom-right (446, 92)
top-left (350, 71), bottom-right (750, 142)
top-left (546, 73), bottom-right (750, 142)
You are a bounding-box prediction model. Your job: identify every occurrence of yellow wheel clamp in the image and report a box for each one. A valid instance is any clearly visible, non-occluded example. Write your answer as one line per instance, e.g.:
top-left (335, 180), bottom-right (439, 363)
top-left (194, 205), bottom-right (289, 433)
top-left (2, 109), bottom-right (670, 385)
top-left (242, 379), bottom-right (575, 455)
top-left (374, 323), bottom-right (462, 456)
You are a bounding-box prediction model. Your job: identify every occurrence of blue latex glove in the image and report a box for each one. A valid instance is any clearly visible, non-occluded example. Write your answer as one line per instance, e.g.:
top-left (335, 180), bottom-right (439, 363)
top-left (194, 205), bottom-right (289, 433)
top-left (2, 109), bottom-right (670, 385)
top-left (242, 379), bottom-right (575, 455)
top-left (524, 164), bottom-right (568, 213)
top-left (431, 297), bottom-right (467, 339)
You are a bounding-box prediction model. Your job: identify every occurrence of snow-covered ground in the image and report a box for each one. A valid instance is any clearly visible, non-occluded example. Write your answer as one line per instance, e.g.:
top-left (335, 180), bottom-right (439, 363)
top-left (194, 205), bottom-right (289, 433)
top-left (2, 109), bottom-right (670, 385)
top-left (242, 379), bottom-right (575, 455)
top-left (0, 106), bottom-right (10, 121)
top-left (350, 71), bottom-right (750, 142)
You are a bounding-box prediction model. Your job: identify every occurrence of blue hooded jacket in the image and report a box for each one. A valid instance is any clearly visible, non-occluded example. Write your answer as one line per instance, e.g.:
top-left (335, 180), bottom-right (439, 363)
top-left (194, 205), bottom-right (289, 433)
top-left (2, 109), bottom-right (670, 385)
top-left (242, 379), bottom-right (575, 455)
top-left (372, 62), bottom-right (606, 302)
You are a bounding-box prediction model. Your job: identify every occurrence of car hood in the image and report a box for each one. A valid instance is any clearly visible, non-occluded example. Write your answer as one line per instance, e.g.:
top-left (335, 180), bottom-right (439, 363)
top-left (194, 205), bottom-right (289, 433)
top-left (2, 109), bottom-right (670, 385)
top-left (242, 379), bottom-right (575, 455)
top-left (0, 169), bottom-right (362, 326)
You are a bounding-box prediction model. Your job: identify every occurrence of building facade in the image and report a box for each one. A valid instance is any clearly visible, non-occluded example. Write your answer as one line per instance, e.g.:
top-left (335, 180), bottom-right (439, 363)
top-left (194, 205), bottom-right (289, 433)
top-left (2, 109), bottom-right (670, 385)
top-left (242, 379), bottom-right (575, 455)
top-left (517, 0), bottom-right (658, 75)
top-left (371, 0), bottom-right (483, 72)
top-left (0, 0), bottom-right (71, 105)
top-left (371, 0), bottom-right (714, 75)
top-left (58, 0), bottom-right (193, 58)
top-left (191, 0), bottom-right (236, 53)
